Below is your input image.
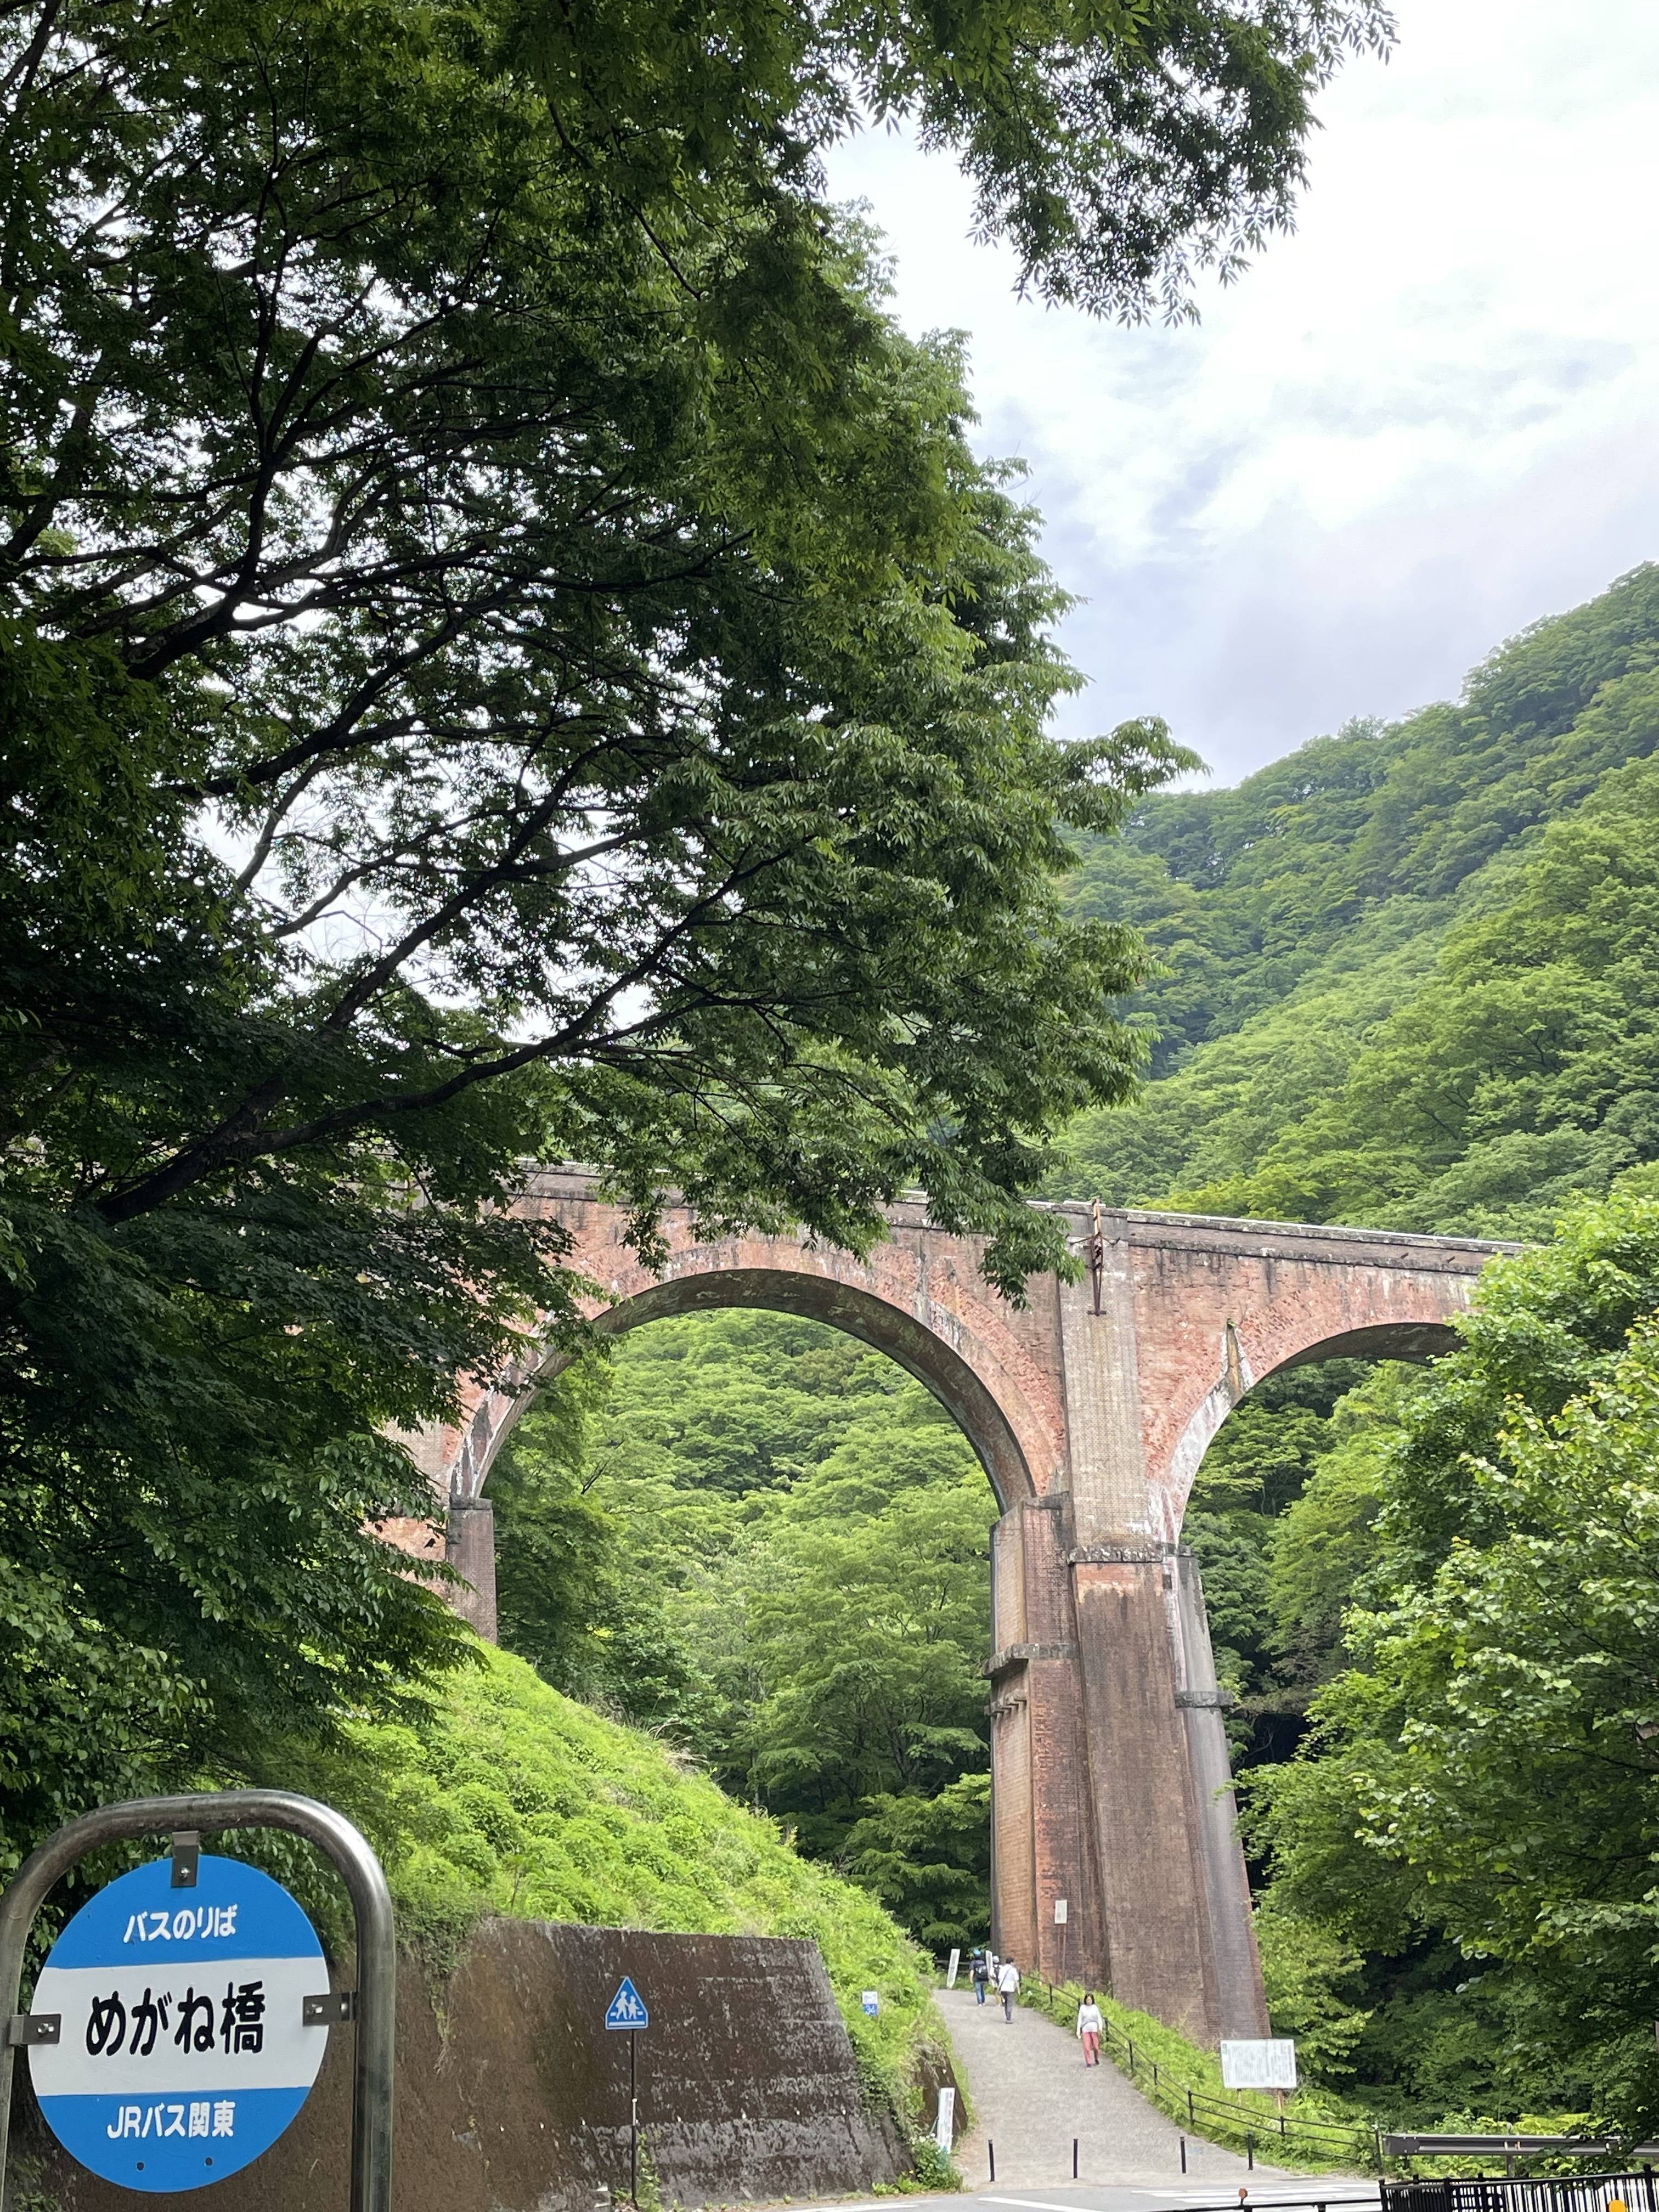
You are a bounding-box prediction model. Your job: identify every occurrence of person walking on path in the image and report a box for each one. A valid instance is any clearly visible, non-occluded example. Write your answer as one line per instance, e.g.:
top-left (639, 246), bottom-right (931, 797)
top-left (997, 1956), bottom-right (1020, 2022)
top-left (1076, 1992), bottom-right (1103, 2066)
top-left (971, 1951), bottom-right (989, 2005)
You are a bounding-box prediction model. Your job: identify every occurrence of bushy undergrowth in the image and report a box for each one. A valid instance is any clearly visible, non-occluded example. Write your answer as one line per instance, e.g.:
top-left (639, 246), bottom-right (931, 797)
top-left (272, 1644), bottom-right (943, 2120)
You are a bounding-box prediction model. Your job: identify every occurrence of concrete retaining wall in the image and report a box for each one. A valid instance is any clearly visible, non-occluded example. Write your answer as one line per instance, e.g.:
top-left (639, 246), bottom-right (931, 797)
top-left (7, 1920), bottom-right (916, 2211)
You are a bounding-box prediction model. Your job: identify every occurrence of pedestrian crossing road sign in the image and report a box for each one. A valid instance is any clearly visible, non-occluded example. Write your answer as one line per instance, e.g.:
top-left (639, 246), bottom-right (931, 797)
top-left (605, 1978), bottom-right (648, 2032)
top-left (27, 1855), bottom-right (331, 2193)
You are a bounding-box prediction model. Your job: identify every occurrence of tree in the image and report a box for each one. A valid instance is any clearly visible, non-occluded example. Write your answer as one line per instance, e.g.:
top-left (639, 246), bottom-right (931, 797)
top-left (1177, 1358), bottom-right (1371, 1763)
top-left (1246, 1189), bottom-right (1659, 2127)
top-left (739, 1421), bottom-right (995, 1847)
top-left (0, 0), bottom-right (1383, 1854)
top-left (1252, 1891), bottom-right (1369, 2078)
top-left (845, 1774), bottom-right (992, 1953)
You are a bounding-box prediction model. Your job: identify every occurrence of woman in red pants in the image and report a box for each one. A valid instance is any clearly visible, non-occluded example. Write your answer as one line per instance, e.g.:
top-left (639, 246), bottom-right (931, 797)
top-left (1076, 1992), bottom-right (1104, 2067)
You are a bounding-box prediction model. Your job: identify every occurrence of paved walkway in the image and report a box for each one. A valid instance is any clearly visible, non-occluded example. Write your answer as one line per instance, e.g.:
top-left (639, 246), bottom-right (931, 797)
top-left (938, 1986), bottom-right (1306, 2190)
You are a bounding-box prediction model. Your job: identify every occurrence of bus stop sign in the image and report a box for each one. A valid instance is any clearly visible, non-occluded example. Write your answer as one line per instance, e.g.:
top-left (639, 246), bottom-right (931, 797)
top-left (27, 1854), bottom-right (331, 2193)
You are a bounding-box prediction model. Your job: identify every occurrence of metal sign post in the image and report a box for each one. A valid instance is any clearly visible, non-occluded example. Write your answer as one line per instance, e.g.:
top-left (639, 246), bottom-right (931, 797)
top-left (605, 1977), bottom-right (648, 2207)
top-left (0, 1790), bottom-right (395, 2212)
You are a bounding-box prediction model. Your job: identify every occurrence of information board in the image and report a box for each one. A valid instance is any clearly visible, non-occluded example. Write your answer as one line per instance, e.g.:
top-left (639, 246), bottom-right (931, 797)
top-left (1220, 2037), bottom-right (1298, 2092)
top-left (29, 1854), bottom-right (330, 2193)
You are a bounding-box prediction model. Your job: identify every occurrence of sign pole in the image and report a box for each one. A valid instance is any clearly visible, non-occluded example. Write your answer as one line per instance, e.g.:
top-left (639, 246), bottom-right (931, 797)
top-left (0, 1789), bottom-right (396, 2212)
top-left (604, 1976), bottom-right (649, 2205)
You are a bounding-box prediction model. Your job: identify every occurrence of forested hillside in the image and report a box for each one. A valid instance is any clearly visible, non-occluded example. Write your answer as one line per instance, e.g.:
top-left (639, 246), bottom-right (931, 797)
top-left (492, 1315), bottom-right (996, 1951)
top-left (1053, 565), bottom-right (1659, 2132)
top-left (1053, 563), bottom-right (1659, 1238)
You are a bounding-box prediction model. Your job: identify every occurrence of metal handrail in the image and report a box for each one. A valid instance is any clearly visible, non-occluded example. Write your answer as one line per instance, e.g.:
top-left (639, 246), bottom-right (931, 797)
top-left (1380, 2173), bottom-right (1659, 2211)
top-left (0, 1790), bottom-right (394, 2212)
top-left (1087, 2010), bottom-right (1370, 2153)
top-left (1169, 2198), bottom-right (1383, 2212)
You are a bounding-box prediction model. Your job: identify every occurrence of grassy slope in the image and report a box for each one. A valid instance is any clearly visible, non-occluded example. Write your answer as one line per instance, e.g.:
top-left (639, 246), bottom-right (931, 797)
top-left (279, 1644), bottom-right (946, 2125)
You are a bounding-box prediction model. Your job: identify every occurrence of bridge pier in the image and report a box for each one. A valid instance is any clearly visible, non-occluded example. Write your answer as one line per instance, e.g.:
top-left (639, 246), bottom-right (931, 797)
top-left (445, 1494), bottom-right (498, 1643)
top-left (988, 1498), bottom-right (1107, 1997)
top-left (988, 1505), bottom-right (1263, 2041)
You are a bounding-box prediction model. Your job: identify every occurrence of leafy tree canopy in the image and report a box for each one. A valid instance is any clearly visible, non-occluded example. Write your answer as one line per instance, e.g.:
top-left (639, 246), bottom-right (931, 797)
top-left (1244, 1187), bottom-right (1659, 2131)
top-left (0, 0), bottom-right (1390, 1855)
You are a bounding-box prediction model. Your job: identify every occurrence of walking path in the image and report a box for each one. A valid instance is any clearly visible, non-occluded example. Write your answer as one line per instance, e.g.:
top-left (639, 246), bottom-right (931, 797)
top-left (938, 1985), bottom-right (1307, 2190)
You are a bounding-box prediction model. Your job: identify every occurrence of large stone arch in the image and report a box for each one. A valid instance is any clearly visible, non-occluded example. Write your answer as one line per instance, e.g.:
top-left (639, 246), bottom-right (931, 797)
top-left (404, 1171), bottom-right (1511, 2052)
top-left (1163, 1314), bottom-right (1460, 1533)
top-left (431, 1177), bottom-right (1070, 1522)
top-left (458, 1262), bottom-right (1047, 1516)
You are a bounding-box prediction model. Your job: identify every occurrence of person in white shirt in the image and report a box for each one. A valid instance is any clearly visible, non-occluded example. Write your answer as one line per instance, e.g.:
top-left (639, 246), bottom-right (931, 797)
top-left (1075, 1992), bottom-right (1103, 2066)
top-left (996, 1956), bottom-right (1020, 2022)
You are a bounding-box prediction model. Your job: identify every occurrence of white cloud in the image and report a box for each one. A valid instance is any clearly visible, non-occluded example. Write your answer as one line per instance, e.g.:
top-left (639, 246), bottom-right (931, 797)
top-left (826, 0), bottom-right (1659, 780)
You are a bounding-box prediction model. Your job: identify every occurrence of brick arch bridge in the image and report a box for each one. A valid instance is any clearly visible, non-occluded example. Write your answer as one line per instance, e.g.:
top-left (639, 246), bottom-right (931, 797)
top-left (409, 1167), bottom-right (1505, 2048)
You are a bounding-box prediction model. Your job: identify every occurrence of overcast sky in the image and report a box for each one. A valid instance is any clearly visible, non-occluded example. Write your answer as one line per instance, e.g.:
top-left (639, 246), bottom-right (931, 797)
top-left (825, 1), bottom-right (1659, 785)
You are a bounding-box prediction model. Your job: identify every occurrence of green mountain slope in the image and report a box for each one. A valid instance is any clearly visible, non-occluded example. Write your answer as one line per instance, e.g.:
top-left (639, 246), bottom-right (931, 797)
top-left (1046, 565), bottom-right (1659, 2123)
top-left (1054, 564), bottom-right (1659, 1239)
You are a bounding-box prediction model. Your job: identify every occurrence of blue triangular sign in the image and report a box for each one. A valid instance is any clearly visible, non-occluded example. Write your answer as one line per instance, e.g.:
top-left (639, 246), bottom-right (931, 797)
top-left (605, 1976), bottom-right (649, 2030)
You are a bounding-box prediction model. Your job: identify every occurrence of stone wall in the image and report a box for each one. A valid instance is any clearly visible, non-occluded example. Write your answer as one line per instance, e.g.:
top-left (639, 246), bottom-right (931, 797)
top-left (7, 1921), bottom-right (919, 2212)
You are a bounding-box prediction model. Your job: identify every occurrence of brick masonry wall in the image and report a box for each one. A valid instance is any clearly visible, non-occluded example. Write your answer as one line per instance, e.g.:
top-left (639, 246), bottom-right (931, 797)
top-left (398, 1179), bottom-right (1505, 2049)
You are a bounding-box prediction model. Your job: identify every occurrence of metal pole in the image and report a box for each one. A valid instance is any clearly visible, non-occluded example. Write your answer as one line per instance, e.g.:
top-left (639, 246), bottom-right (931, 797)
top-left (630, 2030), bottom-right (638, 2207)
top-left (1073, 2138), bottom-right (1078, 2180)
top-left (989, 2141), bottom-right (995, 2183)
top-left (1181, 2136), bottom-right (1188, 2175)
top-left (0, 1788), bottom-right (394, 2212)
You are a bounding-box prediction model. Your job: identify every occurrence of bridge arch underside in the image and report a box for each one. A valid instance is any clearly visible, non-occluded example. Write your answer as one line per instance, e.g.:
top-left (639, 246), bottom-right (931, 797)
top-left (483, 1265), bottom-right (1038, 1513)
top-left (1276, 1317), bottom-right (1459, 1368)
top-left (1165, 1314), bottom-right (1463, 1533)
top-left (433, 1190), bottom-right (1504, 2052)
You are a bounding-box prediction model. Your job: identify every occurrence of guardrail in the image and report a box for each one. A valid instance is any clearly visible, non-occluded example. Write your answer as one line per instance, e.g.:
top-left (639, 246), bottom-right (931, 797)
top-left (1380, 2170), bottom-right (1659, 2212)
top-left (1003, 1978), bottom-right (1657, 2180)
top-left (1384, 2144), bottom-right (1622, 2159)
top-left (1022, 1979), bottom-right (1375, 2169)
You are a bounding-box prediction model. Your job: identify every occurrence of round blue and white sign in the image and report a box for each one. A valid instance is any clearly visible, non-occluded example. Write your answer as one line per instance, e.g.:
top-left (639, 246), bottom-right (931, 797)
top-left (28, 1854), bottom-right (331, 2192)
